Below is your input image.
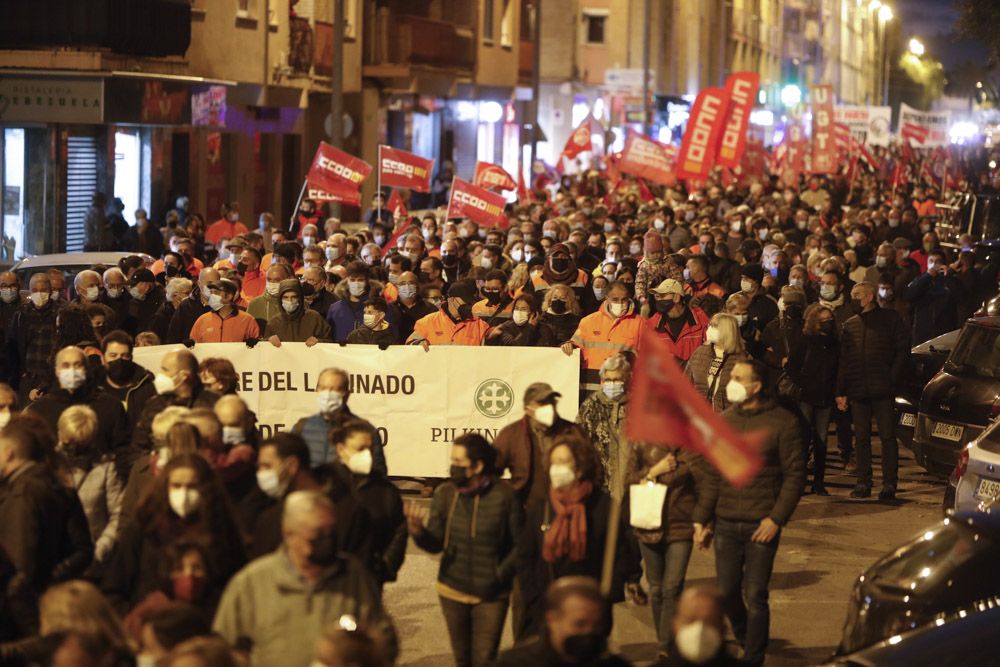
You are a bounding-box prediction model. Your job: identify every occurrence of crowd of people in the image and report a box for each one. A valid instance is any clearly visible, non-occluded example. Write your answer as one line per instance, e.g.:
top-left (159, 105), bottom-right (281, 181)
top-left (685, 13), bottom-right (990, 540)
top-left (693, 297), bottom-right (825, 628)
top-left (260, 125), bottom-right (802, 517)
top-left (0, 141), bottom-right (998, 667)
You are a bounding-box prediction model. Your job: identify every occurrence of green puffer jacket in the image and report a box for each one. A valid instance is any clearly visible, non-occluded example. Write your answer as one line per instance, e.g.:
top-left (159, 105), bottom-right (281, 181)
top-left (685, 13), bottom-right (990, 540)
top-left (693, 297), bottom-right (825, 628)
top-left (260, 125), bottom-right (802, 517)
top-left (414, 479), bottom-right (523, 601)
top-left (263, 278), bottom-right (332, 343)
top-left (693, 397), bottom-right (805, 526)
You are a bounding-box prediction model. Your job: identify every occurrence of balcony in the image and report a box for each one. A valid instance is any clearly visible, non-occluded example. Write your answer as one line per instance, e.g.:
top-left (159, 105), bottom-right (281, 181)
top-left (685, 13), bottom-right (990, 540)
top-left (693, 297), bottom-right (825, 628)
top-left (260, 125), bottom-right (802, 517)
top-left (363, 12), bottom-right (474, 78)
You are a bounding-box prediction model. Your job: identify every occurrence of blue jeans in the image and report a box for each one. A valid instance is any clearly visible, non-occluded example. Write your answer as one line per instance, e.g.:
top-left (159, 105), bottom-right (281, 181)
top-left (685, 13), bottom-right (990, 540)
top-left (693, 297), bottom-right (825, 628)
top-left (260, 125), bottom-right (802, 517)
top-left (639, 539), bottom-right (694, 653)
top-left (799, 403), bottom-right (832, 487)
top-left (714, 518), bottom-right (780, 667)
top-left (439, 595), bottom-right (509, 667)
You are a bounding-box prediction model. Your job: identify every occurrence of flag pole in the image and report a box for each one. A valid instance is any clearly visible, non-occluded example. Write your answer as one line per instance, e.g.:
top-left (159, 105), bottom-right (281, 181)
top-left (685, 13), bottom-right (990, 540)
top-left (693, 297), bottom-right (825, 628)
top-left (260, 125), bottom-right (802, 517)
top-left (599, 496), bottom-right (621, 597)
top-left (289, 178), bottom-right (308, 232)
top-left (377, 144), bottom-right (384, 224)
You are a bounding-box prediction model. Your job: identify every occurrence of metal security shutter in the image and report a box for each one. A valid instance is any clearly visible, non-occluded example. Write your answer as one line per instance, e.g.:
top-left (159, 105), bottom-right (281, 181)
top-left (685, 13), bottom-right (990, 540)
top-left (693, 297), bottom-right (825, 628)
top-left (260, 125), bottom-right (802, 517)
top-left (66, 135), bottom-right (99, 252)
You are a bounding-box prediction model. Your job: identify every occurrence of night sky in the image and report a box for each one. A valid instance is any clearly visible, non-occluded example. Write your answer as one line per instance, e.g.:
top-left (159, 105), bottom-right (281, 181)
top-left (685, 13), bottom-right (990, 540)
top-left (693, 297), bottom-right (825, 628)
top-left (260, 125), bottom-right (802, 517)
top-left (896, 0), bottom-right (986, 69)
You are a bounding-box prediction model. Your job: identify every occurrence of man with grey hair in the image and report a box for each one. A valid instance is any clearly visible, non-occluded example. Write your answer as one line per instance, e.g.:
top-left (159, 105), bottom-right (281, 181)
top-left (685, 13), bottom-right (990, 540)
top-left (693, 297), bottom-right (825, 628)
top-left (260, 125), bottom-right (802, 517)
top-left (72, 270), bottom-right (103, 307)
top-left (9, 272), bottom-right (62, 401)
top-left (99, 266), bottom-right (131, 329)
top-left (213, 490), bottom-right (397, 666)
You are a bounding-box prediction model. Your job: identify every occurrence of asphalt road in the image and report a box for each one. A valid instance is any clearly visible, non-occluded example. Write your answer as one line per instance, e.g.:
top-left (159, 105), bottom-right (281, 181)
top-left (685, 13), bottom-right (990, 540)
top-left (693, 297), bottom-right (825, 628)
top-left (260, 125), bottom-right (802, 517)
top-left (384, 442), bottom-right (949, 666)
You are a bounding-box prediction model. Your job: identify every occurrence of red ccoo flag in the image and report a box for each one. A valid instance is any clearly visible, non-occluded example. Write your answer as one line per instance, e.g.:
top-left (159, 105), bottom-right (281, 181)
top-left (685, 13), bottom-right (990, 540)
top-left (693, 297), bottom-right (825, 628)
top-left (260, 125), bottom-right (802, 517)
top-left (378, 145), bottom-right (434, 193)
top-left (556, 118), bottom-right (593, 172)
top-left (307, 142), bottom-right (372, 196)
top-left (626, 328), bottom-right (765, 487)
top-left (677, 87), bottom-right (730, 179)
top-left (306, 181), bottom-right (362, 207)
top-left (446, 178), bottom-right (509, 229)
top-left (474, 161), bottom-right (518, 191)
top-left (717, 72), bottom-right (760, 168)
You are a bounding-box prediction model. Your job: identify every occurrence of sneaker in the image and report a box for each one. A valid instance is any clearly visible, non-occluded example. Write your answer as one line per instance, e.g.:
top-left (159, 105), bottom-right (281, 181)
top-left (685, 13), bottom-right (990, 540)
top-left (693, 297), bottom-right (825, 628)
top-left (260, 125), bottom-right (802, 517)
top-left (879, 486), bottom-right (897, 501)
top-left (850, 484), bottom-right (872, 499)
top-left (812, 485), bottom-right (830, 496)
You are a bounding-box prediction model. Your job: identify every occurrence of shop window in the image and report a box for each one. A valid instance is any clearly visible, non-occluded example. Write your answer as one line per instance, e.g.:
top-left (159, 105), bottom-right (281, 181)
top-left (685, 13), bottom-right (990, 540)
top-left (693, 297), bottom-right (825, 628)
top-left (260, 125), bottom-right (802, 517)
top-left (500, 0), bottom-right (513, 47)
top-left (237, 0), bottom-right (255, 18)
top-left (2, 129), bottom-right (26, 261)
top-left (583, 10), bottom-right (607, 45)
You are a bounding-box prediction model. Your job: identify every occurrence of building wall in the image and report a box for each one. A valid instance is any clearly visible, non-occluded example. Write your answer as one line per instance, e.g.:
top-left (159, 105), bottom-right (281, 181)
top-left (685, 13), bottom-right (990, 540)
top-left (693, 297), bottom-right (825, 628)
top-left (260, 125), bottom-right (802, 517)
top-left (476, 0), bottom-right (522, 88)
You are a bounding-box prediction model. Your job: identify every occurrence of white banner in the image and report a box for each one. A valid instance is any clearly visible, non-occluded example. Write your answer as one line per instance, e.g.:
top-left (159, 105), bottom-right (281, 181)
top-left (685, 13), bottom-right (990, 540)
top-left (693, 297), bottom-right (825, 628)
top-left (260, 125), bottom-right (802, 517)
top-left (133, 343), bottom-right (581, 478)
top-left (898, 103), bottom-right (951, 147)
top-left (834, 105), bottom-right (892, 146)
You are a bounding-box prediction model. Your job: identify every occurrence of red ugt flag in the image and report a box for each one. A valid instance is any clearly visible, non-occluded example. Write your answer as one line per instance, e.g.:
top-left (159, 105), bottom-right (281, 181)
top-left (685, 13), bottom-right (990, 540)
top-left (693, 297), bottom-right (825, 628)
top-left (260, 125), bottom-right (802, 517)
top-left (446, 178), bottom-right (509, 229)
top-left (626, 328), bottom-right (764, 487)
top-left (474, 161), bottom-right (518, 191)
top-left (378, 145), bottom-right (434, 193)
top-left (307, 142), bottom-right (372, 197)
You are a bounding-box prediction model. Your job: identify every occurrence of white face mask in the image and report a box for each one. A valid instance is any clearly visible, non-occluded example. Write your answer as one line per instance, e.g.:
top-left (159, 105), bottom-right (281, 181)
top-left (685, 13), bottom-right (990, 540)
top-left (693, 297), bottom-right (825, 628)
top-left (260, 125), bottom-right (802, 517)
top-left (788, 277), bottom-right (803, 289)
top-left (0, 288), bottom-right (17, 304)
top-left (0, 411), bottom-right (11, 429)
top-left (303, 236), bottom-right (315, 247)
top-left (398, 284), bottom-right (417, 300)
top-left (819, 284), bottom-right (837, 301)
top-left (705, 325), bottom-right (720, 344)
top-left (363, 312), bottom-right (382, 328)
top-left (208, 294), bottom-right (224, 311)
top-left (154, 372), bottom-right (177, 395)
top-left (512, 310), bottom-right (529, 326)
top-left (609, 302), bottom-right (626, 317)
top-left (532, 403), bottom-right (556, 427)
top-left (282, 299), bottom-right (300, 314)
top-left (876, 256), bottom-right (888, 268)
top-left (222, 426), bottom-right (245, 445)
top-left (317, 389), bottom-right (344, 414)
top-left (347, 448), bottom-right (373, 475)
top-left (549, 463), bottom-right (576, 490)
top-left (653, 218), bottom-right (666, 230)
top-left (106, 287), bottom-right (123, 299)
top-left (58, 368), bottom-right (87, 392)
top-left (326, 246), bottom-right (341, 261)
top-left (169, 488), bottom-right (200, 518)
top-left (777, 298), bottom-right (786, 313)
top-left (348, 280), bottom-right (366, 297)
top-left (480, 256), bottom-right (493, 269)
top-left (740, 279), bottom-right (754, 293)
top-left (256, 467), bottom-right (288, 499)
top-left (593, 288), bottom-right (606, 300)
top-left (511, 249), bottom-right (523, 262)
top-left (83, 286), bottom-right (100, 301)
top-left (30, 291), bottom-right (50, 308)
top-left (266, 281), bottom-right (281, 297)
top-left (725, 379), bottom-right (749, 404)
top-left (602, 381), bottom-right (625, 400)
top-left (675, 621), bottom-right (723, 664)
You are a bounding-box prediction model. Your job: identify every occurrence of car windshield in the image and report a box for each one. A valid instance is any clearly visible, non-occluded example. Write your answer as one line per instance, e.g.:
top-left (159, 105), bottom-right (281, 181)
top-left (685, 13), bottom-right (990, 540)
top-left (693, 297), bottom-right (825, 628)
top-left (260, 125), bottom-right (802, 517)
top-left (945, 324), bottom-right (1000, 378)
top-left (870, 523), bottom-right (990, 593)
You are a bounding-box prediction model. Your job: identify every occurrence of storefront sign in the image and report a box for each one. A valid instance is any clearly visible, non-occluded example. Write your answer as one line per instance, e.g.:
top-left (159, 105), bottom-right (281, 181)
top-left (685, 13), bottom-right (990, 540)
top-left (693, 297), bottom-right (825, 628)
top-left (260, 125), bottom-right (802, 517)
top-left (0, 76), bottom-right (103, 123)
top-left (192, 85), bottom-right (227, 127)
top-left (134, 343), bottom-right (580, 478)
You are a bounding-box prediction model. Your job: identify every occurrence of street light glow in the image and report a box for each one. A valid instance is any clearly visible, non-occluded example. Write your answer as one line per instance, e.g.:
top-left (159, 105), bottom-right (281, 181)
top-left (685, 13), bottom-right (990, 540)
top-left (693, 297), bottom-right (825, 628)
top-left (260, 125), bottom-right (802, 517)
top-left (909, 38), bottom-right (925, 56)
top-left (879, 5), bottom-right (893, 22)
top-left (977, 81), bottom-right (984, 89)
top-left (780, 84), bottom-right (802, 107)
top-left (869, 0), bottom-right (881, 10)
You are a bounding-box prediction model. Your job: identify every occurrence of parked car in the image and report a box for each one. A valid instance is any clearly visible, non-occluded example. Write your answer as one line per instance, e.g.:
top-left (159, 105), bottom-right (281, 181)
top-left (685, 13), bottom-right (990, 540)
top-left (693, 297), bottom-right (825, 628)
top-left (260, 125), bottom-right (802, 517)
top-left (10, 252), bottom-right (155, 297)
top-left (895, 329), bottom-right (959, 450)
top-left (949, 418), bottom-right (1000, 514)
top-left (837, 510), bottom-right (1000, 656)
top-left (820, 596), bottom-right (1000, 666)
top-left (910, 316), bottom-right (1000, 477)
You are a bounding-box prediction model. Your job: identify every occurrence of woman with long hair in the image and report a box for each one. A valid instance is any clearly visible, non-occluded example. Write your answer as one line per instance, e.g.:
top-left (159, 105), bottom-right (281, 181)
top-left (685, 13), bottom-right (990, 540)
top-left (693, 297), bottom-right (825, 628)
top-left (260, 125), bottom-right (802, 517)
top-left (102, 454), bottom-right (245, 612)
top-left (684, 312), bottom-right (748, 413)
top-left (537, 284), bottom-right (582, 346)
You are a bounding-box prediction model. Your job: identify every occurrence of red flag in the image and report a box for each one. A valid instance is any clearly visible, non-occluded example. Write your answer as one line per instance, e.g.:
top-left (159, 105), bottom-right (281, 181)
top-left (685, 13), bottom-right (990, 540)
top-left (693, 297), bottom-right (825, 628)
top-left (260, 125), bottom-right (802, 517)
top-left (810, 84), bottom-right (836, 174)
top-left (619, 130), bottom-right (677, 187)
top-left (306, 180), bottom-right (362, 207)
top-left (637, 178), bottom-right (655, 202)
top-left (517, 168), bottom-right (530, 202)
top-left (677, 87), bottom-right (730, 179)
top-left (307, 142), bottom-right (372, 196)
top-left (717, 72), bottom-right (760, 168)
top-left (378, 145), bottom-right (434, 192)
top-left (556, 118), bottom-right (593, 172)
top-left (387, 189), bottom-right (407, 218)
top-left (626, 328), bottom-right (764, 487)
top-left (834, 122), bottom-right (852, 158)
top-left (446, 178), bottom-right (509, 228)
top-left (473, 161), bottom-right (517, 191)
top-left (901, 121), bottom-right (931, 146)
top-left (385, 219), bottom-right (417, 251)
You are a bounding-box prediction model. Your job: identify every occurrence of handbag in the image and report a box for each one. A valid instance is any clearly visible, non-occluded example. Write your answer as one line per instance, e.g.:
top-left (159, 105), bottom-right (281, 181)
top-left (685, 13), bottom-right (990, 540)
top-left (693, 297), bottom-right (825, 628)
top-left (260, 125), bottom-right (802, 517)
top-left (629, 481), bottom-right (668, 530)
top-left (776, 370), bottom-right (803, 402)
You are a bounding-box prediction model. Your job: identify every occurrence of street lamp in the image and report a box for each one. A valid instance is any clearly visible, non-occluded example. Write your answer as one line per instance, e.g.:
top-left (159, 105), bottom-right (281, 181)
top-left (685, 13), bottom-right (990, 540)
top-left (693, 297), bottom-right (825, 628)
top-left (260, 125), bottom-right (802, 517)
top-left (879, 5), bottom-right (893, 22)
top-left (909, 38), bottom-right (925, 57)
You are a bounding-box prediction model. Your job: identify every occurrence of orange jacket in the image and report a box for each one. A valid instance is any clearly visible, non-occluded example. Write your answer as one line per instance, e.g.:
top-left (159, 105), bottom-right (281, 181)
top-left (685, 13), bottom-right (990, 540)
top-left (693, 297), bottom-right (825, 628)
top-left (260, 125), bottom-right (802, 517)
top-left (685, 278), bottom-right (727, 300)
top-left (531, 268), bottom-right (589, 292)
top-left (641, 306), bottom-right (709, 363)
top-left (570, 303), bottom-right (643, 370)
top-left (407, 309), bottom-right (489, 346)
top-left (189, 309), bottom-right (260, 343)
top-left (241, 270), bottom-right (266, 300)
top-left (151, 257), bottom-right (204, 277)
top-left (205, 219), bottom-right (249, 245)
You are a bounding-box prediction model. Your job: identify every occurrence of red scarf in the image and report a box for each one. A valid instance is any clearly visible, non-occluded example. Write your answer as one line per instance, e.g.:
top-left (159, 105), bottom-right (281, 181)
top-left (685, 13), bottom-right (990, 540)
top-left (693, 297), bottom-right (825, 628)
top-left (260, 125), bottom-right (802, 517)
top-left (542, 481), bottom-right (593, 564)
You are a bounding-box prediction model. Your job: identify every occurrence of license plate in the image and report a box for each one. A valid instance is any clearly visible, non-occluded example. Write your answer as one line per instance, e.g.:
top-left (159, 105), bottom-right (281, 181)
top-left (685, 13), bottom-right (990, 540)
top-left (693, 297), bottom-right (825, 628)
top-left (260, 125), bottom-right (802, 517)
top-left (932, 421), bottom-right (965, 442)
top-left (900, 413), bottom-right (916, 427)
top-left (976, 477), bottom-right (1000, 500)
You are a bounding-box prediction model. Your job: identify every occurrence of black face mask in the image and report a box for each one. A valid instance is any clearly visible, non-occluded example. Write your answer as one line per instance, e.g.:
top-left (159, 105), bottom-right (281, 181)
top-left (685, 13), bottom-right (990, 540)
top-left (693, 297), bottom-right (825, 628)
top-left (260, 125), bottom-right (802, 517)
top-left (299, 208), bottom-right (314, 218)
top-left (482, 290), bottom-right (502, 305)
top-left (549, 299), bottom-right (567, 314)
top-left (105, 358), bottom-right (136, 385)
top-left (563, 632), bottom-right (606, 662)
top-left (442, 254), bottom-right (458, 268)
top-left (653, 296), bottom-right (677, 314)
top-left (820, 320), bottom-right (835, 335)
top-left (784, 304), bottom-right (804, 321)
top-left (850, 298), bottom-right (863, 313)
top-left (457, 303), bottom-right (473, 320)
top-left (164, 265), bottom-right (180, 278)
top-left (236, 262), bottom-right (248, 275)
top-left (449, 465), bottom-right (470, 488)
top-left (308, 531), bottom-right (339, 566)
top-left (550, 257), bottom-right (571, 273)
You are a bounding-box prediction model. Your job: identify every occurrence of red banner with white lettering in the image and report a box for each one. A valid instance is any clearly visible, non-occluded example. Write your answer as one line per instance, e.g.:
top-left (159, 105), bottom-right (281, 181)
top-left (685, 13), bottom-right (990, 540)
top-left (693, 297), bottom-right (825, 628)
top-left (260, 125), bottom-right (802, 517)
top-left (446, 178), bottom-right (509, 228)
top-left (307, 142), bottom-right (372, 198)
top-left (306, 181), bottom-right (362, 207)
top-left (780, 123), bottom-right (808, 188)
top-left (627, 328), bottom-right (764, 487)
top-left (618, 130), bottom-right (677, 187)
top-left (677, 87), bottom-right (730, 179)
top-left (473, 161), bottom-right (518, 191)
top-left (378, 145), bottom-right (434, 193)
top-left (717, 72), bottom-right (760, 168)
top-left (810, 84), bottom-right (836, 174)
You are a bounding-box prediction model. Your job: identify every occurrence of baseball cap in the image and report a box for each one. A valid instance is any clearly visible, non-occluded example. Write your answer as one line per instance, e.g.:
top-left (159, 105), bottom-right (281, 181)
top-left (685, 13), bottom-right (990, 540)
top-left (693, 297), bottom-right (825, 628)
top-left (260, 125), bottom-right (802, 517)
top-left (650, 278), bottom-right (685, 296)
top-left (208, 278), bottom-right (239, 295)
top-left (129, 269), bottom-right (155, 286)
top-left (524, 382), bottom-right (561, 405)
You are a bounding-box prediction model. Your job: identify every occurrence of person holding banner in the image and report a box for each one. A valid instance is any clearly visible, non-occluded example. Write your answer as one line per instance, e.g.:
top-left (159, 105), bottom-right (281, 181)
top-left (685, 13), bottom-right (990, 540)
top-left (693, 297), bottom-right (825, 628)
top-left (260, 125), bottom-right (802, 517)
top-left (188, 280), bottom-right (260, 345)
top-left (346, 298), bottom-right (398, 347)
top-left (406, 280), bottom-right (489, 348)
top-left (563, 281), bottom-right (642, 393)
top-left (327, 262), bottom-right (399, 343)
top-left (405, 433), bottom-right (521, 667)
top-left (263, 279), bottom-right (331, 347)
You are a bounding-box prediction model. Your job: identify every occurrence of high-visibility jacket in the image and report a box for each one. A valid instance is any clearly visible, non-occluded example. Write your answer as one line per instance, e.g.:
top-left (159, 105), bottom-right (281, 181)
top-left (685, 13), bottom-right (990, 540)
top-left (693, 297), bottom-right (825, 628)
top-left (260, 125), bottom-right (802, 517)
top-left (531, 269), bottom-right (589, 292)
top-left (641, 306), bottom-right (709, 363)
top-left (570, 303), bottom-right (642, 371)
top-left (189, 309), bottom-right (260, 343)
top-left (407, 309), bottom-right (489, 346)
top-left (472, 297), bottom-right (513, 324)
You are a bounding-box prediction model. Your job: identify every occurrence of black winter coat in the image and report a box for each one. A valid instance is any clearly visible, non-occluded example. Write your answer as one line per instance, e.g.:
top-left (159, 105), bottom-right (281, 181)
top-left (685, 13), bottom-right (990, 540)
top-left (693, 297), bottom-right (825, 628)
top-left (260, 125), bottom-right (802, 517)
top-left (24, 385), bottom-right (130, 451)
top-left (786, 333), bottom-right (839, 407)
top-left (166, 292), bottom-right (210, 344)
top-left (414, 479), bottom-right (522, 600)
top-left (835, 306), bottom-right (909, 400)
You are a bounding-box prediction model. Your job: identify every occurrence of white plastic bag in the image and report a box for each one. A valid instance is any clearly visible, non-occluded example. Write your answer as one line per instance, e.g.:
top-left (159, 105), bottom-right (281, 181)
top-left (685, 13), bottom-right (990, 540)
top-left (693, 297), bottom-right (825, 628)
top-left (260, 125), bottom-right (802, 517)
top-left (629, 481), bottom-right (668, 530)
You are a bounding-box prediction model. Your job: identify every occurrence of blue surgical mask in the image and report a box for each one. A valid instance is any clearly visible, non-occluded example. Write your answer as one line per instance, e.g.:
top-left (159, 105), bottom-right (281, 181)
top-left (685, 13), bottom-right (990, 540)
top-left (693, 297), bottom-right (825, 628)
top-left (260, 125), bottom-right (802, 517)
top-left (602, 381), bottom-right (625, 400)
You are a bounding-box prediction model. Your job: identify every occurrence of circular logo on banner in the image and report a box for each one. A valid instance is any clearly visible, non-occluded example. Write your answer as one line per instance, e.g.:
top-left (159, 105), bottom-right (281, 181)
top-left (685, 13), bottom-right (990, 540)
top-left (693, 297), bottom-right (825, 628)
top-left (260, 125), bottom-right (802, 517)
top-left (475, 379), bottom-right (514, 418)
